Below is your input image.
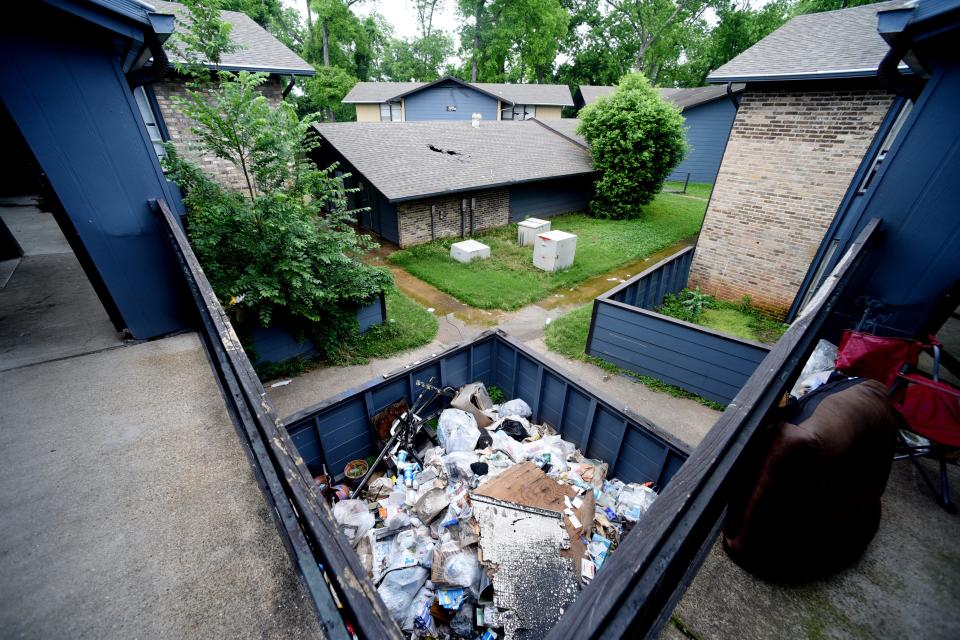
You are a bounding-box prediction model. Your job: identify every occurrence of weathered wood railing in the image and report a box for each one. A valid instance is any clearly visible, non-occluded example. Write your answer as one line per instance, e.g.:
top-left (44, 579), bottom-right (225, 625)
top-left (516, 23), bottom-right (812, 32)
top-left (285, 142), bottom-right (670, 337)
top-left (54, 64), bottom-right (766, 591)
top-left (552, 219), bottom-right (881, 639)
top-left (586, 246), bottom-right (770, 405)
top-left (153, 199), bottom-right (402, 640)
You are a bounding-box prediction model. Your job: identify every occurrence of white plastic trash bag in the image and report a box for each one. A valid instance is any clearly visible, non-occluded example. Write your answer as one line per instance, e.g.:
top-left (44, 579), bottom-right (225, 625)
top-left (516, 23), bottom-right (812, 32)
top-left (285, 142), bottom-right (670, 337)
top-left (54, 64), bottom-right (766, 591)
top-left (437, 409), bottom-right (480, 452)
top-left (333, 499), bottom-right (375, 544)
top-left (498, 398), bottom-right (532, 419)
top-left (616, 484), bottom-right (657, 522)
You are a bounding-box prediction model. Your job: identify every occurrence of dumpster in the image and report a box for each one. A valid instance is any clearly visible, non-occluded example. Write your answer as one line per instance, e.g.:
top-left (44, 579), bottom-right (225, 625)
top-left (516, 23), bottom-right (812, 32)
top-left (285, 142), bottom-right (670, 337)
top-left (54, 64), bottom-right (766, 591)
top-left (280, 329), bottom-right (690, 638)
top-left (282, 329), bottom-right (689, 487)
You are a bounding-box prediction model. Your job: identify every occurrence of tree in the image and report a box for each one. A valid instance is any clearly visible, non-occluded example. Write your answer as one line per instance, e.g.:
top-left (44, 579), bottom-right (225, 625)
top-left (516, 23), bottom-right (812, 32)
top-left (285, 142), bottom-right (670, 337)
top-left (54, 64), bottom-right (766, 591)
top-left (220, 0), bottom-right (306, 51)
top-left (577, 74), bottom-right (686, 218)
top-left (168, 0), bottom-right (238, 72)
top-left (604, 0), bottom-right (713, 75)
top-left (457, 0), bottom-right (568, 83)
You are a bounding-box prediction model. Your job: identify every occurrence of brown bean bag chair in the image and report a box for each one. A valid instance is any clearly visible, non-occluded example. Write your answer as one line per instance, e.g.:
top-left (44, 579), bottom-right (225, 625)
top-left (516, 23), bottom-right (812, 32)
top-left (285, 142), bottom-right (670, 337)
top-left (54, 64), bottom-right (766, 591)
top-left (723, 377), bottom-right (899, 581)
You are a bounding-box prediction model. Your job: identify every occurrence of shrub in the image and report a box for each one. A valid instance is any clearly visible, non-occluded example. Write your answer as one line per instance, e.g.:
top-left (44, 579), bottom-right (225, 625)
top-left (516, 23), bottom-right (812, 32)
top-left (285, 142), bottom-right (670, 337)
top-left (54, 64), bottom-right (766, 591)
top-left (577, 73), bottom-right (687, 219)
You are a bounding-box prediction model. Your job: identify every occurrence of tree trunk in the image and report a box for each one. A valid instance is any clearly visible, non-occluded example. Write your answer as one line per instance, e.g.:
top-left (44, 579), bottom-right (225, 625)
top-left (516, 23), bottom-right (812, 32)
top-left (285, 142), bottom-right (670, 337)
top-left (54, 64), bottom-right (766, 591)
top-left (322, 20), bottom-right (330, 67)
top-left (471, 0), bottom-right (483, 83)
top-left (305, 0), bottom-right (314, 51)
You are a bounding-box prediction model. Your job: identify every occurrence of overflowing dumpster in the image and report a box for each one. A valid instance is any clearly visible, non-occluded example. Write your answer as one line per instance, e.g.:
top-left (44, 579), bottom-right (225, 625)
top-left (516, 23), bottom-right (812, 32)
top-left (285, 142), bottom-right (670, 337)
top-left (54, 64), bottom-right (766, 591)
top-left (280, 330), bottom-right (689, 639)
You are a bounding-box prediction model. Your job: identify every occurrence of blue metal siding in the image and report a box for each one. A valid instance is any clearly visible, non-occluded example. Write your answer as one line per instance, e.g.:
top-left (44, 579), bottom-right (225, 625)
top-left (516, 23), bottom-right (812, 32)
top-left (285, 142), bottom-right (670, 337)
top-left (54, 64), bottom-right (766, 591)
top-left (668, 98), bottom-right (737, 184)
top-left (587, 302), bottom-right (770, 405)
top-left (0, 10), bottom-right (188, 339)
top-left (283, 332), bottom-right (688, 486)
top-left (403, 80), bottom-right (498, 121)
top-left (797, 41), bottom-right (960, 337)
top-left (509, 176), bottom-right (594, 221)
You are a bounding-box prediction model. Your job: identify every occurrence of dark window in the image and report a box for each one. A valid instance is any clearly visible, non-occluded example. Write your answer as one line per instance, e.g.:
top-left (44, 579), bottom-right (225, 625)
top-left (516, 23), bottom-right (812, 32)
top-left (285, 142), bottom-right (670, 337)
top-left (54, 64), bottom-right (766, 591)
top-left (501, 104), bottom-right (536, 120)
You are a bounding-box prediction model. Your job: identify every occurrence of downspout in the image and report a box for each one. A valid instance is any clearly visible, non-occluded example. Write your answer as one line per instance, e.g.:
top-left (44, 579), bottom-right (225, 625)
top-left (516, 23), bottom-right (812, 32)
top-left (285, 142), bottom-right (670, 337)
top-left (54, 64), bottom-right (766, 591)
top-left (282, 76), bottom-right (296, 99)
top-left (725, 82), bottom-right (741, 109)
top-left (877, 38), bottom-right (923, 99)
top-left (127, 32), bottom-right (170, 88)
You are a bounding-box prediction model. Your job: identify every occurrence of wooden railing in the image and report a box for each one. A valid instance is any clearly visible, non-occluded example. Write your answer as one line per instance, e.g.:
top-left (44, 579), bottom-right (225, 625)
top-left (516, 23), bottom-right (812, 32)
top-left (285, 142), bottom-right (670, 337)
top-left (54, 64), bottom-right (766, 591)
top-left (153, 199), bottom-right (402, 640)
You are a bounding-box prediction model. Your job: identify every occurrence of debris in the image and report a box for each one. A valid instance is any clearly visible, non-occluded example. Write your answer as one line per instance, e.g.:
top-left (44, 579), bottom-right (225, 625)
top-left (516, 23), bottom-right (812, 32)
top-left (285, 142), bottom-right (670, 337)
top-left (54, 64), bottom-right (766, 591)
top-left (451, 382), bottom-right (496, 427)
top-left (438, 409), bottom-right (481, 452)
top-left (332, 499), bottom-right (374, 545)
top-left (269, 379), bottom-right (291, 387)
top-left (327, 380), bottom-right (661, 639)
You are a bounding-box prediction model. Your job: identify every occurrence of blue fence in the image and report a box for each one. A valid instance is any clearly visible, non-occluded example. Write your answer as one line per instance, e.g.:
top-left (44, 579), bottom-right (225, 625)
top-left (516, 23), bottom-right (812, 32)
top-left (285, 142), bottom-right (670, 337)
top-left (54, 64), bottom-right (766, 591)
top-left (282, 330), bottom-right (689, 486)
top-left (586, 247), bottom-right (771, 405)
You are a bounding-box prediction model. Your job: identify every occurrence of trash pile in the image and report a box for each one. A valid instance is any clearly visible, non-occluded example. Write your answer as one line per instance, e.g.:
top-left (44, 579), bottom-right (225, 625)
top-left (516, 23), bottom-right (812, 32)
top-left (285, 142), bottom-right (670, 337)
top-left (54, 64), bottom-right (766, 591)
top-left (329, 381), bottom-right (658, 640)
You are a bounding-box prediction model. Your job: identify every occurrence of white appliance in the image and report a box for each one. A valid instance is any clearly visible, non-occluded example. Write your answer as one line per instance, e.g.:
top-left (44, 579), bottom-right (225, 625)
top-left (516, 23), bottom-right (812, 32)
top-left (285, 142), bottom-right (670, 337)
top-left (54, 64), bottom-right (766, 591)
top-left (517, 218), bottom-right (551, 246)
top-left (533, 230), bottom-right (577, 272)
top-left (450, 239), bottom-right (491, 263)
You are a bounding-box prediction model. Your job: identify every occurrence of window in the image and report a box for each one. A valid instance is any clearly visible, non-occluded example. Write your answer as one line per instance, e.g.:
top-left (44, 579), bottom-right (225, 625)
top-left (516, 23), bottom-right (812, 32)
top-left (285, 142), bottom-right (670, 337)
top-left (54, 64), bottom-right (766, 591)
top-left (501, 104), bottom-right (536, 120)
top-left (133, 86), bottom-right (167, 160)
top-left (857, 100), bottom-right (913, 194)
top-left (379, 101), bottom-right (402, 122)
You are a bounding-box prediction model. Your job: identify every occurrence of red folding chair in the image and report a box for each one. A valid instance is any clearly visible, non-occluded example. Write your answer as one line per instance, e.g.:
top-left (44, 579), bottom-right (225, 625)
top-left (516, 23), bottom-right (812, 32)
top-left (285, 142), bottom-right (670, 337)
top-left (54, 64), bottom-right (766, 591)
top-left (890, 344), bottom-right (960, 513)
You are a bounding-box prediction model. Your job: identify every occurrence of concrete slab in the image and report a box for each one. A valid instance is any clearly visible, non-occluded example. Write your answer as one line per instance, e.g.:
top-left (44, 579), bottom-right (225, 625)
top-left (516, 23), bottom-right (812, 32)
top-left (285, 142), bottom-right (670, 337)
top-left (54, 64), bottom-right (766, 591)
top-left (0, 253), bottom-right (122, 371)
top-left (668, 461), bottom-right (960, 640)
top-left (0, 333), bottom-right (323, 639)
top-left (0, 205), bottom-right (71, 256)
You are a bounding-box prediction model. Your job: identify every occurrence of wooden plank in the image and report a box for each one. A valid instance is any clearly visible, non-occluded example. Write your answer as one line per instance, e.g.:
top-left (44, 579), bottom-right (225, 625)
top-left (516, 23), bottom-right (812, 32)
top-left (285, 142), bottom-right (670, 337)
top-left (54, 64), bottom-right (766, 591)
top-left (549, 219), bottom-right (881, 640)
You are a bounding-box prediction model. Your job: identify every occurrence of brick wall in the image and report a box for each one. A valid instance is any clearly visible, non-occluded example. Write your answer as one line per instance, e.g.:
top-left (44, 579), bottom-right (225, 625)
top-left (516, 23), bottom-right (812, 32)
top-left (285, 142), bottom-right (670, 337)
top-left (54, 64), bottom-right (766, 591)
top-left (397, 189), bottom-right (509, 247)
top-left (152, 75), bottom-right (284, 193)
top-left (688, 83), bottom-right (893, 316)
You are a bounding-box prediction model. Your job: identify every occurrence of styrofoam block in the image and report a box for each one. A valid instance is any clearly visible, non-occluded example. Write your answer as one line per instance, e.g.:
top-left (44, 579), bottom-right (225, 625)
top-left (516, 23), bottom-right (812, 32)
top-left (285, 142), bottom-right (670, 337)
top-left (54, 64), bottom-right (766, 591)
top-left (450, 239), bottom-right (491, 263)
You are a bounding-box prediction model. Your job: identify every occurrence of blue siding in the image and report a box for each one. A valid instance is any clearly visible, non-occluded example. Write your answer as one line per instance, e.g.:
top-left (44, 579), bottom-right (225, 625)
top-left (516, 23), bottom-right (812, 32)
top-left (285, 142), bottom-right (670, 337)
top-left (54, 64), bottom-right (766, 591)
top-left (509, 176), bottom-right (594, 221)
top-left (668, 98), bottom-right (737, 184)
top-left (283, 332), bottom-right (688, 487)
top-left (796, 37), bottom-right (960, 337)
top-left (0, 8), bottom-right (188, 339)
top-left (403, 80), bottom-right (498, 121)
top-left (587, 302), bottom-right (770, 405)
top-left (249, 293), bottom-right (386, 364)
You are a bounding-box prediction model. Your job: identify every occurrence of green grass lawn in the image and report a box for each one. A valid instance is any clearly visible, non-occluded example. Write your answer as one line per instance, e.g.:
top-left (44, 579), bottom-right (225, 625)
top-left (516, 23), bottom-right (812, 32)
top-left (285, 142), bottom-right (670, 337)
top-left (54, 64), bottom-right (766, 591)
top-left (388, 191), bottom-right (707, 310)
top-left (658, 290), bottom-right (788, 344)
top-left (662, 181), bottom-right (713, 200)
top-left (544, 304), bottom-right (725, 410)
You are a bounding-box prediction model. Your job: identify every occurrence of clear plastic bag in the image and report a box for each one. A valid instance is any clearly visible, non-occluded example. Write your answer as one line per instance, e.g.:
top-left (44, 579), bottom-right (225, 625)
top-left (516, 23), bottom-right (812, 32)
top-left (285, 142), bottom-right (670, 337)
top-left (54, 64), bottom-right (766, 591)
top-left (332, 499), bottom-right (374, 545)
top-left (498, 398), bottom-right (532, 418)
top-left (442, 450), bottom-right (479, 482)
top-left (378, 565), bottom-right (429, 623)
top-left (442, 550), bottom-right (480, 588)
top-left (616, 483), bottom-right (657, 522)
top-left (404, 583), bottom-right (436, 634)
top-left (438, 409), bottom-right (481, 452)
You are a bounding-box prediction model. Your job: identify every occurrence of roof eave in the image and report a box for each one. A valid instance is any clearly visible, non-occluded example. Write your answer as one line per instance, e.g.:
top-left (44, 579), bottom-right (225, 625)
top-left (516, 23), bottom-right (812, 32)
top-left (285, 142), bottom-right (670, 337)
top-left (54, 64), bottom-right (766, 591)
top-left (707, 66), bottom-right (911, 83)
top-left (387, 75), bottom-right (515, 105)
top-left (386, 171), bottom-right (599, 203)
top-left (187, 62), bottom-right (316, 76)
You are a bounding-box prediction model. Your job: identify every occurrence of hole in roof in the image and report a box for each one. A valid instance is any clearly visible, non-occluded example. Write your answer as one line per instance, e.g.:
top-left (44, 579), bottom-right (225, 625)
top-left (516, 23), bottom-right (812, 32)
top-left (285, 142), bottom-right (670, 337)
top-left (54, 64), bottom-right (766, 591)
top-left (428, 144), bottom-right (461, 156)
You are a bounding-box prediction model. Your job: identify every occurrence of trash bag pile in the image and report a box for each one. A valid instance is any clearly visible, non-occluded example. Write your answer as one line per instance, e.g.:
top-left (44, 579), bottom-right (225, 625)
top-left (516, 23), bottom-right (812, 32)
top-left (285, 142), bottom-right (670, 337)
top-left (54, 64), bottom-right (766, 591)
top-left (330, 382), bottom-right (659, 640)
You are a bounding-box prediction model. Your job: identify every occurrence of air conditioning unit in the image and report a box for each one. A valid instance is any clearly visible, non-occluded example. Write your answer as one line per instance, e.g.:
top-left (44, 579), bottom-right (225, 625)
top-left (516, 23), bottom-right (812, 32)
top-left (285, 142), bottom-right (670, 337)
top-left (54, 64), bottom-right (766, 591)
top-left (517, 218), bottom-right (551, 246)
top-left (533, 230), bottom-right (577, 272)
top-left (450, 239), bottom-right (491, 263)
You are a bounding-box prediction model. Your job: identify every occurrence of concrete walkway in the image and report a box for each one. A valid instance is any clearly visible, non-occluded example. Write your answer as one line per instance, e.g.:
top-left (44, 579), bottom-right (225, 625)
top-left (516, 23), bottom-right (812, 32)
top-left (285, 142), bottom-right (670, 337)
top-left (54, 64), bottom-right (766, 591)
top-left (0, 200), bottom-right (123, 371)
top-left (0, 333), bottom-right (322, 638)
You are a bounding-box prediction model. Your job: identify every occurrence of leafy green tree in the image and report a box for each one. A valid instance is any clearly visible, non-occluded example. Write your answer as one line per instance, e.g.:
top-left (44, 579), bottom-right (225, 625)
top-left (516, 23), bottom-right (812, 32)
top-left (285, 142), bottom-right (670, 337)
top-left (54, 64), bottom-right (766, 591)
top-left (165, 0), bottom-right (390, 359)
top-left (458, 0), bottom-right (568, 83)
top-left (168, 0), bottom-right (238, 72)
top-left (578, 74), bottom-right (686, 218)
top-left (298, 65), bottom-right (359, 121)
top-left (220, 0), bottom-right (306, 52)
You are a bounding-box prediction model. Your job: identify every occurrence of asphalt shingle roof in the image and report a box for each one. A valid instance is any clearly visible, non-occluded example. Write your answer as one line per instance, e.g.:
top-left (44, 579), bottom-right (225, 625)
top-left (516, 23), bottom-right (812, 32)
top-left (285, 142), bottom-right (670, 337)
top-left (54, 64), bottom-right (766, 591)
top-left (342, 80), bottom-right (573, 106)
top-left (152, 0), bottom-right (314, 75)
top-left (313, 121), bottom-right (594, 202)
top-left (577, 85), bottom-right (744, 109)
top-left (708, 1), bottom-right (907, 82)
top-left (532, 118), bottom-right (587, 147)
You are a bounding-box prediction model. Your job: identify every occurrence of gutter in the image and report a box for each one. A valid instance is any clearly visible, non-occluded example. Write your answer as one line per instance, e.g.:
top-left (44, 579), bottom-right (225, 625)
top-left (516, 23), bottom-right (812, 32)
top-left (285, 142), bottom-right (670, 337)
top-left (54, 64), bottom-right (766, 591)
top-left (127, 31), bottom-right (170, 88)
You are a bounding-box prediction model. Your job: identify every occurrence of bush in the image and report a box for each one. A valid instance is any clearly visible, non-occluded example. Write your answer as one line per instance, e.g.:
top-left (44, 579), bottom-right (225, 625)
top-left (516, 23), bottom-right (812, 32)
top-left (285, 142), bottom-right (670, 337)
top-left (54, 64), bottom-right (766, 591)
top-left (577, 74), bottom-right (687, 219)
top-left (163, 73), bottom-right (391, 361)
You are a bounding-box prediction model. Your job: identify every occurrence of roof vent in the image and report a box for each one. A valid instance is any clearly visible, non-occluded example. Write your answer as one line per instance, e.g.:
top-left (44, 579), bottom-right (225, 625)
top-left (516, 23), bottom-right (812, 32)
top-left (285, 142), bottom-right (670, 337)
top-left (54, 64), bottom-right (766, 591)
top-left (471, 113), bottom-right (481, 128)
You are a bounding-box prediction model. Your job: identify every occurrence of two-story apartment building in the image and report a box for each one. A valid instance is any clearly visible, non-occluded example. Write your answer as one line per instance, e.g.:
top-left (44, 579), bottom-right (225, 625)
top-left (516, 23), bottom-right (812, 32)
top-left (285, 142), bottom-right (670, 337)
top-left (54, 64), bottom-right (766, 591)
top-left (342, 76), bottom-right (573, 122)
